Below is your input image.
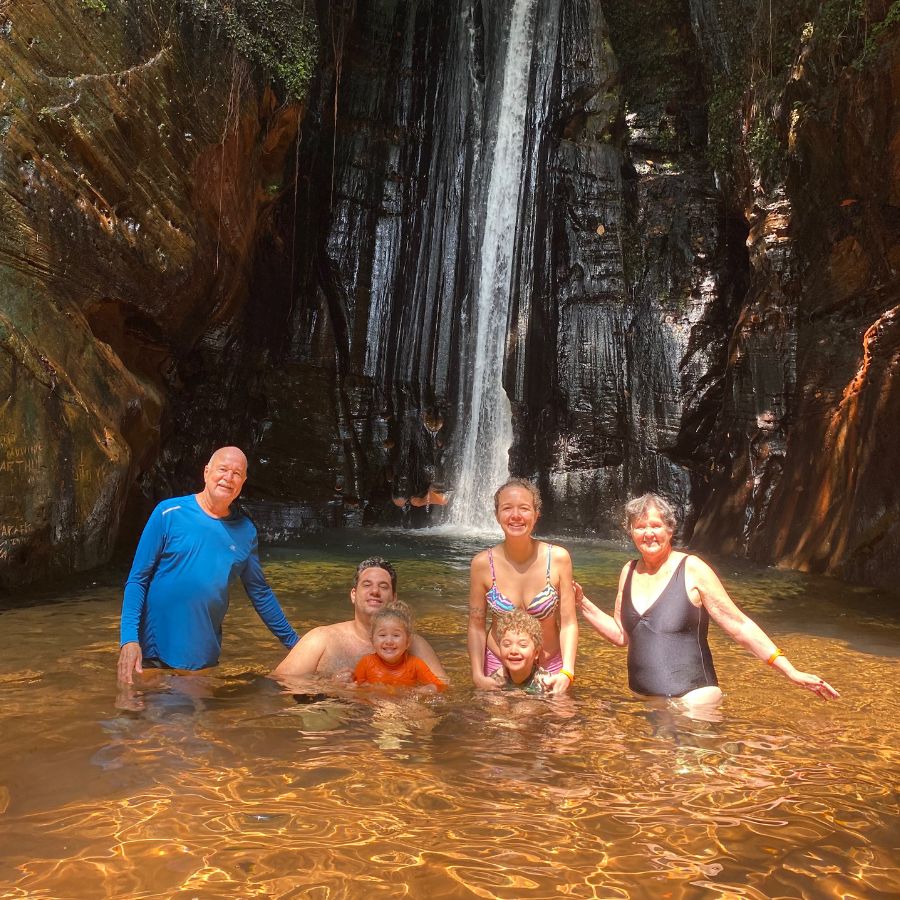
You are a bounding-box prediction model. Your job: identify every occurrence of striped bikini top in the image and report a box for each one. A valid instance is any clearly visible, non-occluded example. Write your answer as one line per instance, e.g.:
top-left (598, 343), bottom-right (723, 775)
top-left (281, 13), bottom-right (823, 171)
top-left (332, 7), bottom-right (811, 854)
top-left (485, 544), bottom-right (560, 620)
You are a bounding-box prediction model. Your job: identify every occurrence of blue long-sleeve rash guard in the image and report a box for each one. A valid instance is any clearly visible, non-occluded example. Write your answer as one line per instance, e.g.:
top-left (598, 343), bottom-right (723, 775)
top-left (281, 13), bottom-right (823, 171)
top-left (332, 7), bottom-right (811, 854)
top-left (119, 495), bottom-right (299, 669)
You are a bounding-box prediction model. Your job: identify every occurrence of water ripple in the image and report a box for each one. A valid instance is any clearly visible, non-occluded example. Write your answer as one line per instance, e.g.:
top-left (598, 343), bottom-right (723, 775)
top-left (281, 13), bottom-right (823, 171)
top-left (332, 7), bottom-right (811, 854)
top-left (1, 537), bottom-right (899, 897)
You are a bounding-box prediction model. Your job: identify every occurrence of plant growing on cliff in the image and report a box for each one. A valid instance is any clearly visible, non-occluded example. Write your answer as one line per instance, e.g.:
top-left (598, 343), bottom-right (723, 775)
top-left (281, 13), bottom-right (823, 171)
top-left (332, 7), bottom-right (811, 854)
top-left (602, 0), bottom-right (696, 104)
top-left (182, 0), bottom-right (318, 100)
top-left (856, 1), bottom-right (900, 66)
top-left (747, 115), bottom-right (784, 183)
top-left (707, 74), bottom-right (743, 175)
top-left (700, 0), bottom-right (883, 188)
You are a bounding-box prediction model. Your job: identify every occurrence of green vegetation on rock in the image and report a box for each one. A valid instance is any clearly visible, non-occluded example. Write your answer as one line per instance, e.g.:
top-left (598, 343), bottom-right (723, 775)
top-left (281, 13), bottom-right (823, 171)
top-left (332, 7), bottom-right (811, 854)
top-left (182, 0), bottom-right (318, 100)
top-left (602, 0), bottom-right (698, 104)
top-left (693, 0), bottom-right (896, 187)
top-left (707, 74), bottom-right (743, 174)
top-left (856, 1), bottom-right (900, 66)
top-left (746, 116), bottom-right (783, 182)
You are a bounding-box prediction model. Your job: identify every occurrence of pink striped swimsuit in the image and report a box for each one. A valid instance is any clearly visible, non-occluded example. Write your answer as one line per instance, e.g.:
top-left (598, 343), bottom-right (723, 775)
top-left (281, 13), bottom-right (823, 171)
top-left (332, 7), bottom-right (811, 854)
top-left (483, 544), bottom-right (562, 676)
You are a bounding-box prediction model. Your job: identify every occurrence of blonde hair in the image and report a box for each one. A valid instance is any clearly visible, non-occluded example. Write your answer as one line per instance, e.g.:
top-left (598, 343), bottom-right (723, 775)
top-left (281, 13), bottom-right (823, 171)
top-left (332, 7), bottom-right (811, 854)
top-left (494, 609), bottom-right (543, 649)
top-left (493, 478), bottom-right (542, 516)
top-left (370, 599), bottom-right (413, 637)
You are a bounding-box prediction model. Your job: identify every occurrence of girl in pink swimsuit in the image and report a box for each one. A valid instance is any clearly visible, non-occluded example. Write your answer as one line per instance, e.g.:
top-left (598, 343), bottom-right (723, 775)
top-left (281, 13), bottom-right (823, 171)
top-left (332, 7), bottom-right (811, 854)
top-left (466, 478), bottom-right (578, 694)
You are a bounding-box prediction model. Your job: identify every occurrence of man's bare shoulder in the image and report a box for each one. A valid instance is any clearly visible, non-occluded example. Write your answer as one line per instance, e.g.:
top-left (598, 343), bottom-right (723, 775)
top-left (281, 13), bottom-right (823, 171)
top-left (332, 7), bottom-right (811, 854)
top-left (272, 625), bottom-right (331, 675)
top-left (319, 620), bottom-right (357, 636)
top-left (273, 618), bottom-right (371, 677)
top-left (409, 632), bottom-right (448, 681)
top-left (292, 620), bottom-right (355, 643)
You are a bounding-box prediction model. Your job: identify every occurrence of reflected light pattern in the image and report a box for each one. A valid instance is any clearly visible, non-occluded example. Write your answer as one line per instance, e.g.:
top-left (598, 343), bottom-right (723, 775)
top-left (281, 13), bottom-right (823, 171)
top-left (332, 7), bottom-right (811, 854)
top-left (0, 531), bottom-right (898, 898)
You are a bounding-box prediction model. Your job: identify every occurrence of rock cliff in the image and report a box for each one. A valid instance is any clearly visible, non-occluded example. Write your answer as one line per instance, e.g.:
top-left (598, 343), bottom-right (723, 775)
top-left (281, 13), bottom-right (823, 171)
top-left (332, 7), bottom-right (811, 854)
top-left (241, 0), bottom-right (737, 539)
top-left (0, 0), bottom-right (313, 585)
top-left (1, 0), bottom-right (898, 591)
top-left (687, 0), bottom-right (900, 587)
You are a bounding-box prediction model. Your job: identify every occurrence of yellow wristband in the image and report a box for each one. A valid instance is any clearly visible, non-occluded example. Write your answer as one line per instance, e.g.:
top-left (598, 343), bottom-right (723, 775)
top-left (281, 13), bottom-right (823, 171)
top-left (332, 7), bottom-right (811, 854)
top-left (767, 648), bottom-right (784, 666)
top-left (560, 668), bottom-right (575, 683)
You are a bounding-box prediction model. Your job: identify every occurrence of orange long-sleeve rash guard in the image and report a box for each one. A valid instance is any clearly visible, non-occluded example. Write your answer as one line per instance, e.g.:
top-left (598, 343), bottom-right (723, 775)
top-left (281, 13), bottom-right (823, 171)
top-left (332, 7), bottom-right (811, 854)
top-left (353, 653), bottom-right (446, 690)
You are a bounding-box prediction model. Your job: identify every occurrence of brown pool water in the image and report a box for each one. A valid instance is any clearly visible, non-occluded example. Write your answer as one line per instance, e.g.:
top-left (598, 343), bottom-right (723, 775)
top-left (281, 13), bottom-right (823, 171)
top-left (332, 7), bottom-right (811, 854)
top-left (0, 530), bottom-right (898, 899)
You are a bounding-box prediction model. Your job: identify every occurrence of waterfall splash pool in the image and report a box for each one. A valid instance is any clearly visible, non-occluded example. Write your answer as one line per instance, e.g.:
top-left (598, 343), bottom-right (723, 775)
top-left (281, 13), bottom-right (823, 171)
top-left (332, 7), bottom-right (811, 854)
top-left (0, 530), bottom-right (898, 898)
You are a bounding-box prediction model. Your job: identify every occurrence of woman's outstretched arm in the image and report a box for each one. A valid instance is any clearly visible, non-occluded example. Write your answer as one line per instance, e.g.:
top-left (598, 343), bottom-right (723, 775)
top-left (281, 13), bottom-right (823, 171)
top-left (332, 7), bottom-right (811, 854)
top-left (574, 563), bottom-right (629, 647)
top-left (687, 555), bottom-right (839, 700)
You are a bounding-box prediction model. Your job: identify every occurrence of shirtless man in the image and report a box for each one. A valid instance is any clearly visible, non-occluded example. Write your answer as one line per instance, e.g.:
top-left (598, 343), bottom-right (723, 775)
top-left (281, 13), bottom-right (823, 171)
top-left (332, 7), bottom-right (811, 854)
top-left (272, 557), bottom-right (447, 681)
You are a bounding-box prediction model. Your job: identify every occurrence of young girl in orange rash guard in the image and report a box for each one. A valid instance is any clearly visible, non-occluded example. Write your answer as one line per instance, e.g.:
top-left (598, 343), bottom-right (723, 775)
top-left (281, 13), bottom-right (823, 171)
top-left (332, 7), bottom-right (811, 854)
top-left (353, 601), bottom-right (446, 692)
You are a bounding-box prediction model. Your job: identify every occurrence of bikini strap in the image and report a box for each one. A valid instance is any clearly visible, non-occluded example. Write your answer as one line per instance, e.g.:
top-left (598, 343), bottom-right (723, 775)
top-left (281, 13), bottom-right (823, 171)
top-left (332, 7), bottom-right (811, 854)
top-left (545, 543), bottom-right (553, 581)
top-left (487, 548), bottom-right (497, 584)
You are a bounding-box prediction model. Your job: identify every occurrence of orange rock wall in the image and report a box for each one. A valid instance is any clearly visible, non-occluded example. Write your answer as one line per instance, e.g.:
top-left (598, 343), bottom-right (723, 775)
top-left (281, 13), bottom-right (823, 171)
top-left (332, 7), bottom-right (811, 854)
top-left (0, 0), bottom-right (302, 585)
top-left (691, 1), bottom-right (900, 587)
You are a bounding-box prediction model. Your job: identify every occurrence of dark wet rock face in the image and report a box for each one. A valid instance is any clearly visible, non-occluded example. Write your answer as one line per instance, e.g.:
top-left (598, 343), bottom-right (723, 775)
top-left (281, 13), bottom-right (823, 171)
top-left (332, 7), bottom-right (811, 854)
top-left (1, 0), bottom-right (899, 591)
top-left (526, 0), bottom-right (737, 537)
top-left (246, 0), bottom-right (736, 539)
top-left (240, 0), bottom-right (469, 531)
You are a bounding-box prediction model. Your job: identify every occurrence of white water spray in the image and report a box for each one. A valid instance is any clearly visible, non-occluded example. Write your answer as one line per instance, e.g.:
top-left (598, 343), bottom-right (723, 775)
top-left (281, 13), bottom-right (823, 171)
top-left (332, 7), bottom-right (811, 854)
top-left (450, 0), bottom-right (537, 530)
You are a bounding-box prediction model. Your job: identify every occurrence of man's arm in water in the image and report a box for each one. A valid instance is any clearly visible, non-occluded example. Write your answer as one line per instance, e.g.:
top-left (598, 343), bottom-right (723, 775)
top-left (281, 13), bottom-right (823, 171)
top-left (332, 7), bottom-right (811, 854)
top-left (271, 626), bottom-right (328, 676)
top-left (410, 634), bottom-right (448, 682)
top-left (117, 504), bottom-right (167, 683)
top-left (240, 535), bottom-right (299, 649)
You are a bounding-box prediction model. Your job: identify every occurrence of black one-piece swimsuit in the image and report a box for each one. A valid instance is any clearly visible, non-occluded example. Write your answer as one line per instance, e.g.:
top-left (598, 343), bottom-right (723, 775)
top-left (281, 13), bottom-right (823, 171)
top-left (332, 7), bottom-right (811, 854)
top-left (621, 556), bottom-right (718, 698)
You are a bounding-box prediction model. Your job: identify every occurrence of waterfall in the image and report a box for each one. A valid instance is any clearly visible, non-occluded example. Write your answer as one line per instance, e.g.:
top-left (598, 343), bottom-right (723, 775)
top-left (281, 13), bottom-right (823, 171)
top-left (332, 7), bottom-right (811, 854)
top-left (450, 0), bottom-right (538, 530)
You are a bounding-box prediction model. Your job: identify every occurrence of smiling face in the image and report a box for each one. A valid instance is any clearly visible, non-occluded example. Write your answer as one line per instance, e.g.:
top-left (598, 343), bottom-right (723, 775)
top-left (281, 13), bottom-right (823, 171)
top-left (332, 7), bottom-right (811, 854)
top-left (202, 447), bottom-right (247, 510)
top-left (498, 629), bottom-right (540, 684)
top-left (371, 617), bottom-right (411, 666)
top-left (494, 485), bottom-right (538, 539)
top-left (630, 505), bottom-right (674, 561)
top-left (351, 566), bottom-right (397, 619)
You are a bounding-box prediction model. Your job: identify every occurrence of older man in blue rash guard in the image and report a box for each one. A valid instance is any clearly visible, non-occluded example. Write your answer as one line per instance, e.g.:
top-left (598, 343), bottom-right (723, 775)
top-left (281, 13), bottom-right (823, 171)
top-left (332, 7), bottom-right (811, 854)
top-left (117, 446), bottom-right (299, 682)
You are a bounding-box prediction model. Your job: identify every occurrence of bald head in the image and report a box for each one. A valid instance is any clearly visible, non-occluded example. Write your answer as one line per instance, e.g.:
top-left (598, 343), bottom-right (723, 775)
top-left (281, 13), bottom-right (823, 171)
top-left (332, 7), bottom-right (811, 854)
top-left (199, 446), bottom-right (248, 516)
top-left (208, 446), bottom-right (248, 470)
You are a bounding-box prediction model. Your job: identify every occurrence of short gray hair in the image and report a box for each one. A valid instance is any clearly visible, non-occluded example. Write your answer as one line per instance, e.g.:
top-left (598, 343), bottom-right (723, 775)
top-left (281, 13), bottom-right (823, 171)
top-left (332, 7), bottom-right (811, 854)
top-left (623, 493), bottom-right (678, 533)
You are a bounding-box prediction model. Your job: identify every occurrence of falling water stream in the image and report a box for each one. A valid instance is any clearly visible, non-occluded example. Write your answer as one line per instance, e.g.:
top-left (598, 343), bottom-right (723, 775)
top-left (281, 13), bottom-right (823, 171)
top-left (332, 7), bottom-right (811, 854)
top-left (450, 0), bottom-right (538, 529)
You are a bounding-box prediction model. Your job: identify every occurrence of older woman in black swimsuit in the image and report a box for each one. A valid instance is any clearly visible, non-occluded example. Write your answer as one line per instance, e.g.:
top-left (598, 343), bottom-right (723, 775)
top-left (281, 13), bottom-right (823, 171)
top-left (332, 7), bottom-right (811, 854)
top-left (578, 493), bottom-right (839, 707)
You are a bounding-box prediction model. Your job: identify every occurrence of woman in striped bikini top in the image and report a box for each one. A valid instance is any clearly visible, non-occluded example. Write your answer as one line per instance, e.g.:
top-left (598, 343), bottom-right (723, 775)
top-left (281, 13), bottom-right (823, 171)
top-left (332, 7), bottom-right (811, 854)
top-left (485, 545), bottom-right (559, 619)
top-left (466, 478), bottom-right (578, 694)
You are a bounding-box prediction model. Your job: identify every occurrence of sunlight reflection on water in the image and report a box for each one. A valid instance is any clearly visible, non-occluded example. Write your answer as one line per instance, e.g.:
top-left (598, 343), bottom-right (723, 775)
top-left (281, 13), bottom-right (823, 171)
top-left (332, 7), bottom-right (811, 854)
top-left (0, 530), bottom-right (898, 898)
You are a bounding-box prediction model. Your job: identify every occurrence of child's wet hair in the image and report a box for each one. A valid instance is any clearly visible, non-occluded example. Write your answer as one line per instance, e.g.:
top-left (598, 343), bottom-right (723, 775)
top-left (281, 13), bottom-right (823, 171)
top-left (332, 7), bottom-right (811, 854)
top-left (494, 609), bottom-right (542, 649)
top-left (370, 599), bottom-right (414, 636)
